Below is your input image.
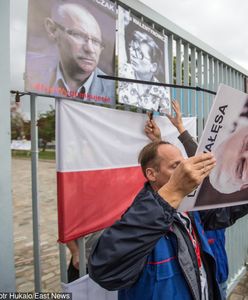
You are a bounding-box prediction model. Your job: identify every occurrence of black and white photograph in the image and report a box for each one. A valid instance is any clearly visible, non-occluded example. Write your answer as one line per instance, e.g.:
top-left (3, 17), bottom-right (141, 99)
top-left (117, 6), bottom-right (170, 112)
top-left (25, 0), bottom-right (116, 104)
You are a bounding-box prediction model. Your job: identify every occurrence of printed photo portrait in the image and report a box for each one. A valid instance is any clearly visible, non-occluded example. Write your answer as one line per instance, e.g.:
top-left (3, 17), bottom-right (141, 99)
top-left (195, 94), bottom-right (248, 208)
top-left (117, 6), bottom-right (170, 112)
top-left (25, 0), bottom-right (116, 104)
top-left (179, 85), bottom-right (248, 211)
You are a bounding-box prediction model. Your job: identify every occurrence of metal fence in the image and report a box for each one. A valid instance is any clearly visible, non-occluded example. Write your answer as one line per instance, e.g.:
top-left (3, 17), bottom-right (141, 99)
top-left (2, 0), bottom-right (248, 295)
top-left (58, 0), bottom-right (248, 294)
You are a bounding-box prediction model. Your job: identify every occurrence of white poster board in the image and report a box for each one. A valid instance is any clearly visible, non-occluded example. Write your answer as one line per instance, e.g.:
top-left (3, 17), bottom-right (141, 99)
top-left (11, 140), bottom-right (31, 151)
top-left (179, 84), bottom-right (248, 212)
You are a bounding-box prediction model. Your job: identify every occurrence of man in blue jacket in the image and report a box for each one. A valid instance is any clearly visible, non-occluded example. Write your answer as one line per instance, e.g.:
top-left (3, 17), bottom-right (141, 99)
top-left (88, 101), bottom-right (248, 300)
top-left (145, 100), bottom-right (229, 299)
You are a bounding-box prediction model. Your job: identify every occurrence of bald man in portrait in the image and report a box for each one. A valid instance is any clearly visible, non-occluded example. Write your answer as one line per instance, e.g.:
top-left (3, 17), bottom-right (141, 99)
top-left (25, 1), bottom-right (115, 104)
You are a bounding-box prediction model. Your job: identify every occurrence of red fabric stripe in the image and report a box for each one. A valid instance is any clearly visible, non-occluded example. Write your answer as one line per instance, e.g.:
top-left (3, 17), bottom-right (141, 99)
top-left (57, 166), bottom-right (145, 243)
top-left (147, 256), bottom-right (177, 265)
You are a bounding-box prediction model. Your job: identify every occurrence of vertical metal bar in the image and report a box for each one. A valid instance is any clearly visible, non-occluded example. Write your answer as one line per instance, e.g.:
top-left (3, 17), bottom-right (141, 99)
top-left (176, 38), bottom-right (182, 104)
top-left (208, 57), bottom-right (214, 111)
top-left (235, 72), bottom-right (239, 90)
top-left (241, 75), bottom-right (245, 91)
top-left (236, 72), bottom-right (239, 89)
top-left (229, 68), bottom-right (233, 87)
top-left (202, 53), bottom-right (208, 128)
top-left (183, 42), bottom-right (189, 115)
top-left (0, 0), bottom-right (16, 291)
top-left (59, 243), bottom-right (68, 283)
top-left (226, 67), bottom-right (230, 86)
top-left (214, 59), bottom-right (219, 91)
top-left (167, 33), bottom-right (174, 99)
top-left (240, 74), bottom-right (244, 91)
top-left (227, 67), bottom-right (230, 86)
top-left (243, 76), bottom-right (248, 93)
top-left (197, 50), bottom-right (203, 137)
top-left (78, 237), bottom-right (87, 277)
top-left (239, 75), bottom-right (242, 90)
top-left (223, 65), bottom-right (227, 84)
top-left (219, 62), bottom-right (223, 84)
top-left (238, 73), bottom-right (242, 90)
top-left (30, 94), bottom-right (42, 292)
top-left (190, 47), bottom-right (196, 117)
top-left (232, 71), bottom-right (236, 89)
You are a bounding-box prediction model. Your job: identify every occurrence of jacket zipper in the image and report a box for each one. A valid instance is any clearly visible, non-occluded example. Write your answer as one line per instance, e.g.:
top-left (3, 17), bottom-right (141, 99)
top-left (171, 220), bottom-right (202, 300)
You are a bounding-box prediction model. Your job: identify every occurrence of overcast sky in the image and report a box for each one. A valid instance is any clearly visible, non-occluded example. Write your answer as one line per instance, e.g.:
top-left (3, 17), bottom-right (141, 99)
top-left (140, 0), bottom-right (248, 70)
top-left (10, 0), bottom-right (248, 116)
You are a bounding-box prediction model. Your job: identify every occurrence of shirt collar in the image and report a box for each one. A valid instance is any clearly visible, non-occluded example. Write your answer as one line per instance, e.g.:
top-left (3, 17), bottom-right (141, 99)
top-left (55, 64), bottom-right (95, 95)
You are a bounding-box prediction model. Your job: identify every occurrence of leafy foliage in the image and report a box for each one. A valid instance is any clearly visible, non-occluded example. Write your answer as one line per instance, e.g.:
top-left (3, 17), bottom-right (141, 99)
top-left (11, 112), bottom-right (25, 140)
top-left (37, 107), bottom-right (55, 152)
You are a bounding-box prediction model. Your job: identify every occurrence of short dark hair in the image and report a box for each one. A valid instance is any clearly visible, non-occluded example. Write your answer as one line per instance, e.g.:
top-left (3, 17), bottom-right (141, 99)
top-left (132, 31), bottom-right (162, 63)
top-left (138, 140), bottom-right (171, 178)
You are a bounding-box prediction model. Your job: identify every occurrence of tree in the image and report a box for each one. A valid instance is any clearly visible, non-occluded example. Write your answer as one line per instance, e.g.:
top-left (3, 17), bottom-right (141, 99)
top-left (11, 112), bottom-right (24, 140)
top-left (23, 121), bottom-right (31, 140)
top-left (37, 107), bottom-right (55, 152)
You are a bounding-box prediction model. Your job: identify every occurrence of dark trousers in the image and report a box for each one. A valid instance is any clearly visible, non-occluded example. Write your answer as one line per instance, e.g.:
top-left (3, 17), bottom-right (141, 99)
top-left (67, 258), bottom-right (79, 283)
top-left (67, 257), bottom-right (89, 283)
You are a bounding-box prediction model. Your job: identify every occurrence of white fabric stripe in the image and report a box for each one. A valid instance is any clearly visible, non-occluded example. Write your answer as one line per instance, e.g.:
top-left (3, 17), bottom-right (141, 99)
top-left (56, 100), bottom-right (196, 172)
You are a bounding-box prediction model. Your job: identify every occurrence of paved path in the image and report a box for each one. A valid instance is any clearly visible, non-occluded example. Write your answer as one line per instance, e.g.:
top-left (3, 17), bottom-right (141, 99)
top-left (13, 158), bottom-right (61, 292)
top-left (12, 158), bottom-right (248, 297)
top-left (229, 272), bottom-right (248, 299)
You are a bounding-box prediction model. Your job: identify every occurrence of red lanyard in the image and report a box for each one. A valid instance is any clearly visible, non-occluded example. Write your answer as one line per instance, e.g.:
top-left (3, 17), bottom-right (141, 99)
top-left (190, 226), bottom-right (202, 268)
top-left (182, 213), bottom-right (202, 268)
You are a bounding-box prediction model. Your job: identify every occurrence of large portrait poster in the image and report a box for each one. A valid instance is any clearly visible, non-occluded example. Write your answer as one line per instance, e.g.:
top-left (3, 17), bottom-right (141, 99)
top-left (179, 84), bottom-right (248, 212)
top-left (25, 0), bottom-right (116, 104)
top-left (117, 6), bottom-right (171, 112)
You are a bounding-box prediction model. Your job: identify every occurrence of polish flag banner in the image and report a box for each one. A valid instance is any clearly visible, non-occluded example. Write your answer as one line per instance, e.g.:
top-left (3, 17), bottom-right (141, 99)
top-left (56, 100), bottom-right (196, 242)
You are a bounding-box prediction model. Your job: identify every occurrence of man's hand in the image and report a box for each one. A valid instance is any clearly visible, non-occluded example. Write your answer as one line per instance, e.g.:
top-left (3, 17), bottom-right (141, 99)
top-left (166, 100), bottom-right (185, 134)
top-left (158, 152), bottom-right (216, 208)
top-left (72, 252), bottom-right (80, 270)
top-left (67, 240), bottom-right (79, 270)
top-left (144, 112), bottom-right (162, 141)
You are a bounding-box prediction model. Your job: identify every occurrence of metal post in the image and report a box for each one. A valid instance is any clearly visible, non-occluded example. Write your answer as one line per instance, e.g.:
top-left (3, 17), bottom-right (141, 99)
top-left (208, 57), bottom-right (214, 111)
top-left (183, 42), bottom-right (189, 115)
top-left (176, 38), bottom-right (182, 103)
top-left (190, 46), bottom-right (196, 116)
top-left (78, 237), bottom-right (87, 277)
top-left (214, 59), bottom-right (219, 91)
top-left (30, 94), bottom-right (42, 291)
top-left (0, 0), bottom-right (16, 291)
top-left (167, 33), bottom-right (174, 98)
top-left (203, 53), bottom-right (208, 127)
top-left (197, 50), bottom-right (203, 136)
top-left (59, 243), bottom-right (68, 283)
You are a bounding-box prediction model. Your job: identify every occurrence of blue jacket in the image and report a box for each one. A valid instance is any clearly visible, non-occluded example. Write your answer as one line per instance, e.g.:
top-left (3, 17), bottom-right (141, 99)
top-left (205, 229), bottom-right (228, 283)
top-left (119, 210), bottom-right (220, 300)
top-left (89, 182), bottom-right (248, 299)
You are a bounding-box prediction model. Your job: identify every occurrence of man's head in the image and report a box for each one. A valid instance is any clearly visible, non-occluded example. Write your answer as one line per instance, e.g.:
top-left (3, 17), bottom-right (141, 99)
top-left (209, 126), bottom-right (248, 193)
top-left (138, 141), bottom-right (184, 191)
top-left (128, 31), bottom-right (162, 80)
top-left (45, 2), bottom-right (104, 80)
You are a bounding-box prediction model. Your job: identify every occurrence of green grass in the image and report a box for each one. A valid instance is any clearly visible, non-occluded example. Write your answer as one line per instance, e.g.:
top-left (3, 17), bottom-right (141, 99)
top-left (12, 150), bottom-right (55, 160)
